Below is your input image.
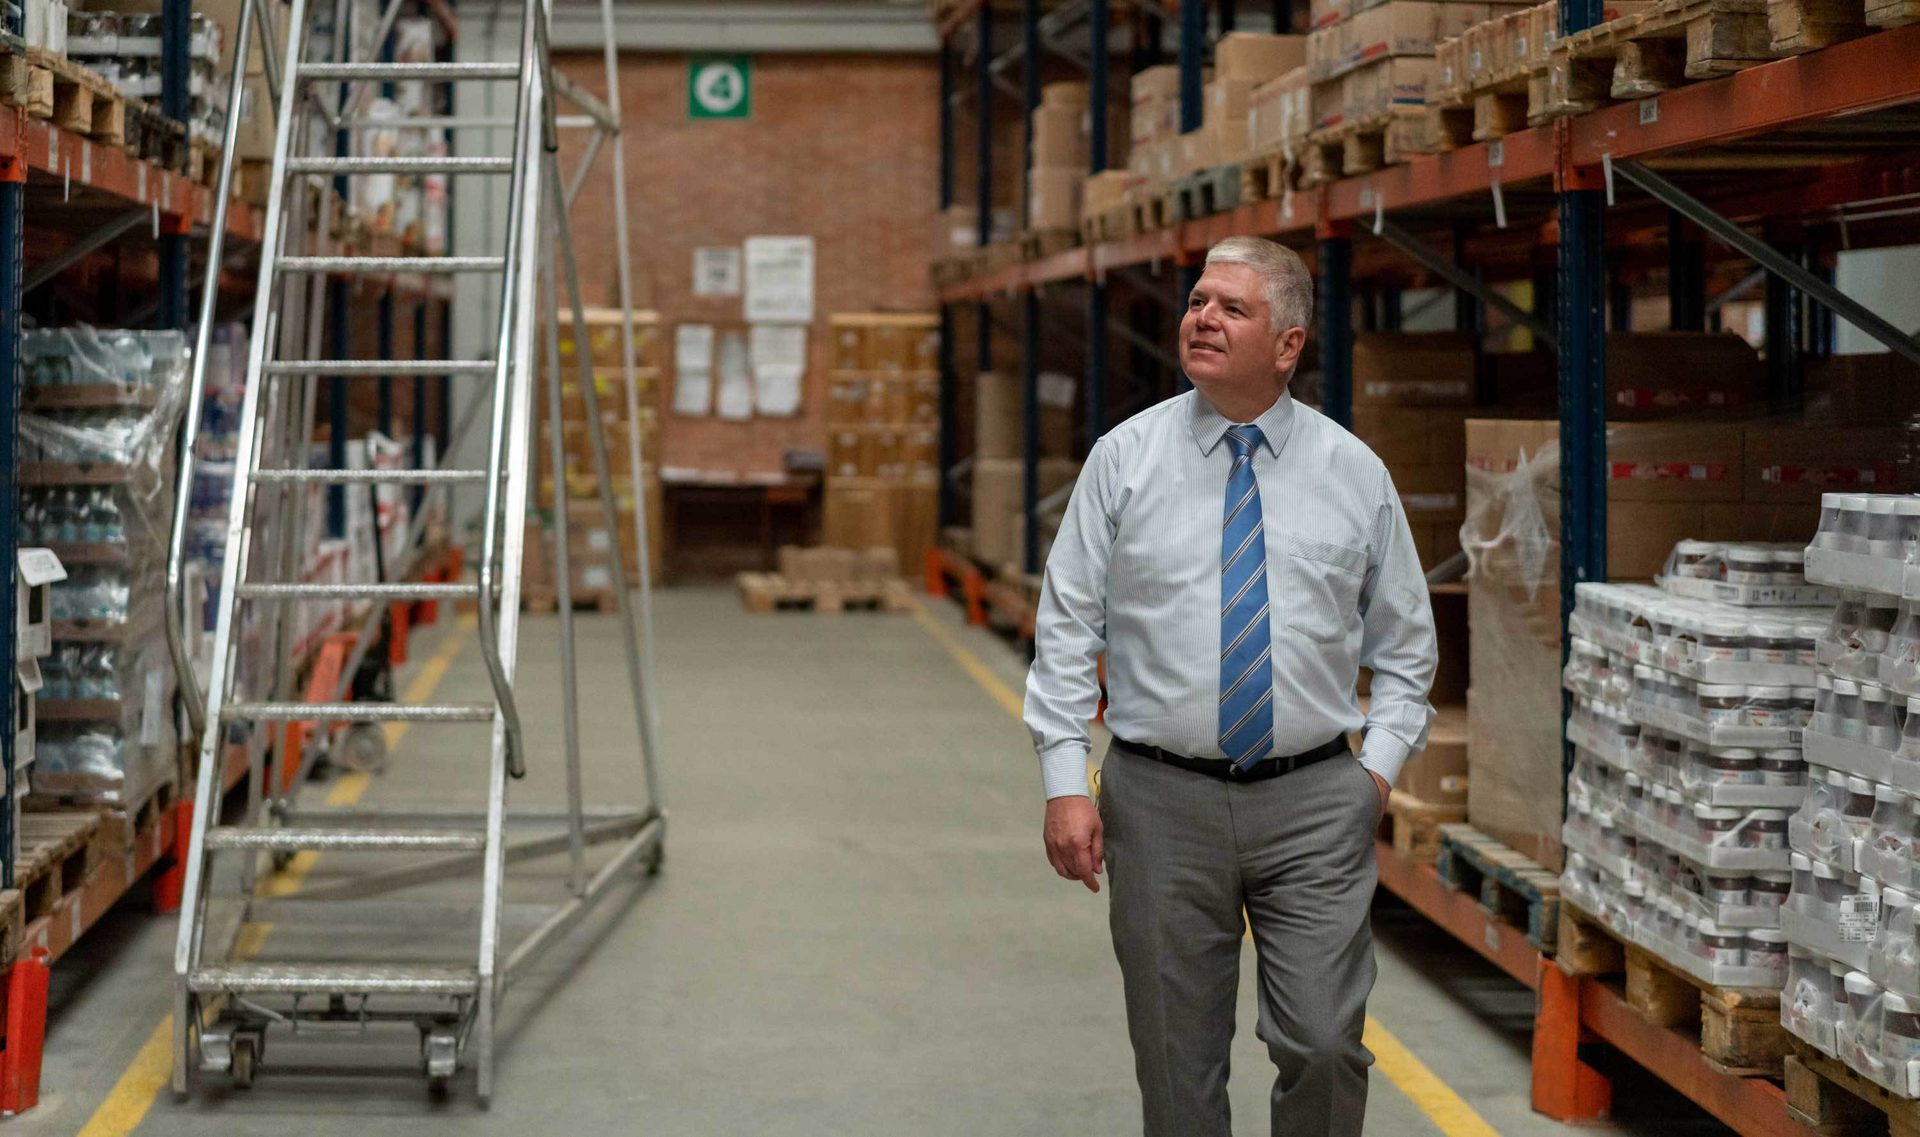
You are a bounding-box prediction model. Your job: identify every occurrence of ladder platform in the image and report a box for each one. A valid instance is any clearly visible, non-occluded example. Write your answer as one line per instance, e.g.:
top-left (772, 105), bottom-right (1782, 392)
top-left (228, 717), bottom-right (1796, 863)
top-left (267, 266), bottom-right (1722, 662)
top-left (235, 582), bottom-right (473, 601)
top-left (264, 360), bottom-right (497, 376)
top-left (278, 255), bottom-right (504, 275)
top-left (205, 827), bottom-right (487, 852)
top-left (300, 61), bottom-right (518, 81)
top-left (250, 468), bottom-right (490, 485)
top-left (221, 702), bottom-right (495, 723)
top-left (187, 963), bottom-right (481, 996)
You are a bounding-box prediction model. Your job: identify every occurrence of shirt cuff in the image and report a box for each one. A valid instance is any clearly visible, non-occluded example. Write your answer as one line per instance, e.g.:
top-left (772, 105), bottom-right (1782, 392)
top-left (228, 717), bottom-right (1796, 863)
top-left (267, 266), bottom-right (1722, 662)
top-left (1040, 742), bottom-right (1093, 800)
top-left (1358, 730), bottom-right (1414, 788)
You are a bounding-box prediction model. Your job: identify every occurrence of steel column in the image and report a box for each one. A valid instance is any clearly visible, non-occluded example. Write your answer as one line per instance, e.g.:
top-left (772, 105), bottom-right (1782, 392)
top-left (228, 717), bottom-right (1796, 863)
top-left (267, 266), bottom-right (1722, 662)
top-left (1668, 211), bottom-right (1705, 331)
top-left (976, 6), bottom-right (993, 249)
top-left (1221, 0), bottom-right (1237, 32)
top-left (1616, 161), bottom-right (1920, 367)
top-left (1809, 259), bottom-right (1836, 357)
top-left (1381, 287), bottom-right (1402, 331)
top-left (1609, 272), bottom-right (1632, 332)
top-left (1318, 234), bottom-right (1352, 428)
top-left (1089, 0), bottom-right (1109, 173)
top-left (1022, 289), bottom-right (1041, 574)
top-left (1179, 0), bottom-right (1204, 133)
top-left (1764, 238), bottom-right (1803, 412)
top-left (0, 181), bottom-right (19, 887)
top-left (1023, 0), bottom-right (1039, 229)
top-left (156, 0), bottom-right (191, 328)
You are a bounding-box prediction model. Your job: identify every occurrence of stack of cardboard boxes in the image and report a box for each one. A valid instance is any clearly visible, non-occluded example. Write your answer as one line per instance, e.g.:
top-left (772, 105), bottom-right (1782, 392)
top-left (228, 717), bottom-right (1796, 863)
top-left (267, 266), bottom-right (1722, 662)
top-left (527, 308), bottom-right (664, 606)
top-left (1204, 33), bottom-right (1311, 167)
top-left (969, 371), bottom-right (1079, 575)
top-left (1026, 81), bottom-right (1106, 232)
top-left (1127, 64), bottom-right (1204, 191)
top-left (823, 313), bottom-right (943, 575)
top-left (1305, 0), bottom-right (1531, 137)
top-left (1458, 361), bottom-right (1914, 869)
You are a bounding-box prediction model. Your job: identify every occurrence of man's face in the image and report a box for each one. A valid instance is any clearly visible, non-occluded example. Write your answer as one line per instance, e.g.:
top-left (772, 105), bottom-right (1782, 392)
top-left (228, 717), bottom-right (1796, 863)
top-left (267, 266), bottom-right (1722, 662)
top-left (1179, 262), bottom-right (1283, 398)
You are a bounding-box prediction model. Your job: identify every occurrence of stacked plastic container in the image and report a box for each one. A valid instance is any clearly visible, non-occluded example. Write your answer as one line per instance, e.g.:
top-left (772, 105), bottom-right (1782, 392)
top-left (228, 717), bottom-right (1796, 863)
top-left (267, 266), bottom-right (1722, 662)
top-left (1560, 541), bottom-right (1835, 990)
top-left (16, 328), bottom-right (189, 807)
top-left (1784, 493), bottom-right (1920, 1096)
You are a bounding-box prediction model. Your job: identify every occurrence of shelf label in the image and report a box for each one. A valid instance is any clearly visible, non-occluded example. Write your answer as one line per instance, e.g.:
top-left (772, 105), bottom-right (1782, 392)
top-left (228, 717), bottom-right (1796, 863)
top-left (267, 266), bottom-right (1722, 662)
top-left (137, 163), bottom-right (147, 202)
top-left (1488, 140), bottom-right (1505, 169)
top-left (81, 141), bottom-right (90, 184)
top-left (1638, 97), bottom-right (1659, 126)
top-left (1484, 917), bottom-right (1500, 953)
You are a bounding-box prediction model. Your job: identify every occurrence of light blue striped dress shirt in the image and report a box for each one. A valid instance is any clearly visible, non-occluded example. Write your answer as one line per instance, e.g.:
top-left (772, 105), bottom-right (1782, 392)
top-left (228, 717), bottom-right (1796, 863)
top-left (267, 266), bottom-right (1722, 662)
top-left (1023, 390), bottom-right (1438, 800)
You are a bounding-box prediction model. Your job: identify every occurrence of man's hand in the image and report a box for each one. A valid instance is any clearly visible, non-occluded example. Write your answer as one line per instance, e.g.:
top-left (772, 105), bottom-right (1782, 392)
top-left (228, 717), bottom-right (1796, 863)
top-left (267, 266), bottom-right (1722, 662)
top-left (1368, 770), bottom-right (1391, 817)
top-left (1044, 795), bottom-right (1104, 893)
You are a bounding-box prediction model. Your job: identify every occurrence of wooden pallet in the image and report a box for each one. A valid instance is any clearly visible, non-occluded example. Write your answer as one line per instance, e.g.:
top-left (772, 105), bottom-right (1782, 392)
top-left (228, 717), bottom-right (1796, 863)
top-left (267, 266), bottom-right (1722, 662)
top-left (1787, 1041), bottom-right (1920, 1136)
top-left (1239, 148), bottom-right (1299, 203)
top-left (1378, 791), bottom-right (1467, 865)
top-left (736, 572), bottom-right (914, 615)
top-left (522, 588), bottom-right (619, 613)
top-left (1434, 823), bottom-right (1562, 951)
top-left (26, 771), bottom-right (180, 858)
top-left (1539, 0), bottom-right (1775, 120)
top-left (124, 101), bottom-right (189, 169)
top-left (1169, 163), bottom-right (1243, 222)
top-left (14, 810), bottom-right (104, 924)
top-left (1865, 0), bottom-right (1920, 24)
top-left (1557, 902), bottom-right (1790, 1076)
top-left (0, 49), bottom-right (125, 146)
top-left (1127, 192), bottom-right (1169, 236)
top-left (1016, 227), bottom-right (1079, 261)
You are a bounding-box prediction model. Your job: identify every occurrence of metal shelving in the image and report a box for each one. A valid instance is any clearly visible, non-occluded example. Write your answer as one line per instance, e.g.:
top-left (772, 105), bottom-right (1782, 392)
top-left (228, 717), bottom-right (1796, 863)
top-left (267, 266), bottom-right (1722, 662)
top-left (932, 2), bottom-right (1920, 1133)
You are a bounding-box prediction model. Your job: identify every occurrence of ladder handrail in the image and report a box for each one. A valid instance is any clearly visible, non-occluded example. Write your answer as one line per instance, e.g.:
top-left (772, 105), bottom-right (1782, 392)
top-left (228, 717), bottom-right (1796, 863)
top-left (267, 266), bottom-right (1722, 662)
top-left (164, 0), bottom-right (263, 743)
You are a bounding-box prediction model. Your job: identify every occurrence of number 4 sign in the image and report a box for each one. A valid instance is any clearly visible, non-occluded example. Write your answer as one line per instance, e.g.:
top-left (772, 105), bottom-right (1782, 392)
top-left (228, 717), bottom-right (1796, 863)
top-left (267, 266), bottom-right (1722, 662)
top-left (689, 56), bottom-right (752, 119)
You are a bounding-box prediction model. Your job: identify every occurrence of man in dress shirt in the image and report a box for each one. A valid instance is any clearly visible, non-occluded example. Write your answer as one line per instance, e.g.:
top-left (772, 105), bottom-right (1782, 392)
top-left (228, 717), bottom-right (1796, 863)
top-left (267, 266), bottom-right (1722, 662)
top-left (1023, 235), bottom-right (1437, 1136)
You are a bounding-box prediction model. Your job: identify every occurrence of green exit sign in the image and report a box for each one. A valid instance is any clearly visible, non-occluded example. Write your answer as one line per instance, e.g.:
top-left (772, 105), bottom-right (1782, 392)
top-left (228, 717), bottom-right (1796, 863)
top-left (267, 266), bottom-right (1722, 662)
top-left (688, 55), bottom-right (751, 119)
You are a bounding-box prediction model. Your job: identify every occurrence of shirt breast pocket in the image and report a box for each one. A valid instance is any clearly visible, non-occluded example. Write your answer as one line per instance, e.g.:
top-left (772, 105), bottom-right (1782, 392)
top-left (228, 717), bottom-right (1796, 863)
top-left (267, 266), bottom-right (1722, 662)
top-left (1282, 533), bottom-right (1368, 645)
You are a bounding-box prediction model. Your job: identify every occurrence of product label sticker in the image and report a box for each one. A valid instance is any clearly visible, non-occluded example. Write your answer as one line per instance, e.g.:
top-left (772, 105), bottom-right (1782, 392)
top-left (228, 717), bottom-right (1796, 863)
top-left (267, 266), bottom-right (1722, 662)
top-left (1841, 893), bottom-right (1880, 941)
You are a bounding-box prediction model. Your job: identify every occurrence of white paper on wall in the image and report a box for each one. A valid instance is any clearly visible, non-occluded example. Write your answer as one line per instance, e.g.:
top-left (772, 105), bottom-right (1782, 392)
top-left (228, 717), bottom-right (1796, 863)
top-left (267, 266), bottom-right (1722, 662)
top-left (743, 236), bottom-right (815, 323)
top-left (673, 323), bottom-right (715, 415)
top-left (715, 329), bottom-right (754, 421)
top-left (693, 246), bottom-right (743, 297)
top-left (750, 324), bottom-right (807, 416)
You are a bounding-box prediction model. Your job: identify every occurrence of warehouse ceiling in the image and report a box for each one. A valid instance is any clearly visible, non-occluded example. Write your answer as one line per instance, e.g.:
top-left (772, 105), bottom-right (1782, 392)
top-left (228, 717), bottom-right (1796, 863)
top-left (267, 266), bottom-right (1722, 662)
top-left (546, 0), bottom-right (940, 53)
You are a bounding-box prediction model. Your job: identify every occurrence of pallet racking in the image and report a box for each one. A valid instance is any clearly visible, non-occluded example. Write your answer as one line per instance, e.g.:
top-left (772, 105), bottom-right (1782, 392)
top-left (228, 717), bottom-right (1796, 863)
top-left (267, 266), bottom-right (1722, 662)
top-left (931, 1), bottom-right (1920, 1133)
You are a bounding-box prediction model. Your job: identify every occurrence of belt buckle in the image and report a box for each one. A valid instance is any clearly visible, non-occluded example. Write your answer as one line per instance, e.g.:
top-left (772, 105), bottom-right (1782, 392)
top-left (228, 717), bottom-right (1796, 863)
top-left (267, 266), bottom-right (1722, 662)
top-left (1227, 762), bottom-right (1244, 780)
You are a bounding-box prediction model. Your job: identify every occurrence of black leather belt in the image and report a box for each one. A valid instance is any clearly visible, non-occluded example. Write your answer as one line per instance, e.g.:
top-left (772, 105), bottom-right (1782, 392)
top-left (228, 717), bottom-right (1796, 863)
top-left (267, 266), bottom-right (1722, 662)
top-left (1112, 735), bottom-right (1350, 783)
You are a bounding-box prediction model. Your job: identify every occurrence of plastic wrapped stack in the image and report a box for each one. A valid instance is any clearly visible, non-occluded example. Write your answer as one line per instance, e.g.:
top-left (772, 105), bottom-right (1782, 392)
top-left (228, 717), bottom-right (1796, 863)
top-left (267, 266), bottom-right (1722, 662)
top-left (1782, 493), bottom-right (1920, 1096)
top-left (67, 11), bottom-right (227, 144)
top-left (17, 328), bottom-right (189, 807)
top-left (1560, 541), bottom-right (1836, 991)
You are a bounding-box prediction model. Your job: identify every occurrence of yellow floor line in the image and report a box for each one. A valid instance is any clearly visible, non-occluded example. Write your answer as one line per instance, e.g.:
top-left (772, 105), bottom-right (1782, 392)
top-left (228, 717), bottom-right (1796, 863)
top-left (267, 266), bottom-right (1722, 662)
top-left (913, 599), bottom-right (1505, 1137)
top-left (75, 613), bottom-right (476, 1137)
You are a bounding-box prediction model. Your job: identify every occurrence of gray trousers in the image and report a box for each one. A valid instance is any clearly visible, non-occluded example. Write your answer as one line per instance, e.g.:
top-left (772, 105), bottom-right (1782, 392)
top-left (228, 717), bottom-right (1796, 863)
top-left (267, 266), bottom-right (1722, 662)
top-left (1099, 743), bottom-right (1379, 1137)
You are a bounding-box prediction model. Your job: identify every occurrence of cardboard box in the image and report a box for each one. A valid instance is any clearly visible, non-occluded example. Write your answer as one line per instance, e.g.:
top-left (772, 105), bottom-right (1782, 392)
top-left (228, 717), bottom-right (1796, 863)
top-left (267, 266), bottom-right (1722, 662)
top-left (831, 325), bottom-right (866, 370)
top-left (1032, 104), bottom-right (1090, 168)
top-left (1605, 332), bottom-right (1763, 419)
top-left (1352, 332), bottom-right (1478, 405)
top-left (1342, 56), bottom-right (1437, 121)
top-left (1399, 701), bottom-right (1467, 805)
top-left (975, 370), bottom-right (1022, 460)
top-left (1490, 418), bottom-right (1742, 505)
top-left (1391, 462), bottom-right (1467, 519)
top-left (1803, 353), bottom-right (1920, 425)
top-left (1249, 68), bottom-right (1311, 154)
top-left (1742, 423), bottom-right (1911, 504)
top-left (1179, 128), bottom-right (1220, 173)
top-left (1042, 80), bottom-right (1090, 110)
top-left (1027, 165), bottom-right (1084, 231)
top-left (1350, 405), bottom-right (1472, 468)
top-left (1408, 518), bottom-right (1464, 569)
top-left (1700, 502), bottom-right (1823, 545)
top-left (1082, 169), bottom-right (1132, 217)
top-left (823, 480), bottom-right (941, 576)
top-left (1131, 64), bottom-right (1187, 104)
top-left (972, 458), bottom-right (1082, 569)
top-left (1307, 25), bottom-right (1344, 79)
top-left (1215, 32), bottom-right (1310, 82)
top-left (1205, 78), bottom-right (1261, 162)
top-left (1344, 1), bottom-right (1491, 73)
top-left (828, 428), bottom-right (873, 478)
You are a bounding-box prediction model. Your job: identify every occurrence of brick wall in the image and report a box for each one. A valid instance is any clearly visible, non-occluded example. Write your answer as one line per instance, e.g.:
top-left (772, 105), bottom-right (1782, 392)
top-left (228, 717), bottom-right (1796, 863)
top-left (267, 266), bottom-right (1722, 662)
top-left (552, 52), bottom-right (941, 480)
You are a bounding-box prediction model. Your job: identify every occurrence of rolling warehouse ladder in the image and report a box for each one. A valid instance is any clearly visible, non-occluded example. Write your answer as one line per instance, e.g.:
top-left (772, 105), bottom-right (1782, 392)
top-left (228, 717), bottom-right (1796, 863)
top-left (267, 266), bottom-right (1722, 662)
top-left (163, 0), bottom-right (663, 1103)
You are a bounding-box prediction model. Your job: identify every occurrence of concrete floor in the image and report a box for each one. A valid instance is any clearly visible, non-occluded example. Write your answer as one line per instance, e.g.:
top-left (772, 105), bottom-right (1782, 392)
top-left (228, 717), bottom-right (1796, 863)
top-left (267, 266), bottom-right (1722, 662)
top-left (18, 586), bottom-right (1735, 1135)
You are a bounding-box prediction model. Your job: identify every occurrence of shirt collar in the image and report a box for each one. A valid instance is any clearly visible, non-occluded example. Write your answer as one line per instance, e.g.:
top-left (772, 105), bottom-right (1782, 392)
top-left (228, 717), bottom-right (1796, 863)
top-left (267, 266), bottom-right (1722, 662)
top-left (1186, 389), bottom-right (1297, 458)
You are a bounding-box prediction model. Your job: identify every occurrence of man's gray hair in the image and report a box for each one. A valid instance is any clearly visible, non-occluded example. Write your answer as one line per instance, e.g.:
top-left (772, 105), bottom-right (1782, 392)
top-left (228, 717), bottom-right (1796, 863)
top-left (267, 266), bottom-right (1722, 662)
top-left (1204, 237), bottom-right (1314, 335)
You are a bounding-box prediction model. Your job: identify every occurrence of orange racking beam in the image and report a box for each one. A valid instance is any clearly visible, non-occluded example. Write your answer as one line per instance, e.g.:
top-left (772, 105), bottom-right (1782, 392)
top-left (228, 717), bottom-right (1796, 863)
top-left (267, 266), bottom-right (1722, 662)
top-left (1566, 25), bottom-right (1920, 168)
top-left (1372, 839), bottom-right (1541, 988)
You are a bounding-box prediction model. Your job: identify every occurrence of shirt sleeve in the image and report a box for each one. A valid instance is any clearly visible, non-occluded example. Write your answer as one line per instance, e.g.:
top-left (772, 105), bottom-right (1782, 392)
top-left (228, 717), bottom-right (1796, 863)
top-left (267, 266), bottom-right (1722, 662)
top-left (1355, 465), bottom-right (1438, 786)
top-left (1023, 438), bottom-right (1118, 800)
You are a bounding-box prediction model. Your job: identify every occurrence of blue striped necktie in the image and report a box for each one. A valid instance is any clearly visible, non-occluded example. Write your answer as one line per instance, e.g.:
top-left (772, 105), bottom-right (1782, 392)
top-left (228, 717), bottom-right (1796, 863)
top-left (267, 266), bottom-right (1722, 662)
top-left (1219, 425), bottom-right (1274, 769)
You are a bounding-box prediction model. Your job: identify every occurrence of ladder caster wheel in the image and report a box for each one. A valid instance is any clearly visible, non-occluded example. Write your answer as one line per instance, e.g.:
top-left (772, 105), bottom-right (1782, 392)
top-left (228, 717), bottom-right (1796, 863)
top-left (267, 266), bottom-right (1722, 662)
top-left (339, 723), bottom-right (389, 774)
top-left (428, 1074), bottom-right (451, 1100)
top-left (231, 1034), bottom-right (258, 1089)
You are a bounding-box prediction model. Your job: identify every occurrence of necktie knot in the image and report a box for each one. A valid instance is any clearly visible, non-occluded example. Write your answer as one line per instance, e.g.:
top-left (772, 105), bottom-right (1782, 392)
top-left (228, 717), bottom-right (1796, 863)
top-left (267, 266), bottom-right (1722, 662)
top-left (1225, 425), bottom-right (1265, 460)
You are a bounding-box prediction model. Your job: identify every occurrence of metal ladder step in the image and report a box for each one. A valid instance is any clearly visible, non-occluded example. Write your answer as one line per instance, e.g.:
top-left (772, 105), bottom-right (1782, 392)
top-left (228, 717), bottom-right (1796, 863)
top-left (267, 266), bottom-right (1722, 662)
top-left (205, 827), bottom-right (486, 852)
top-left (234, 582), bottom-right (473, 602)
top-left (286, 156), bottom-right (513, 176)
top-left (278, 256), bottom-right (504, 275)
top-left (221, 702), bottom-right (495, 723)
top-left (301, 62), bottom-right (519, 82)
top-left (263, 360), bottom-right (496, 377)
top-left (187, 963), bottom-right (480, 996)
top-left (251, 468), bottom-right (490, 485)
